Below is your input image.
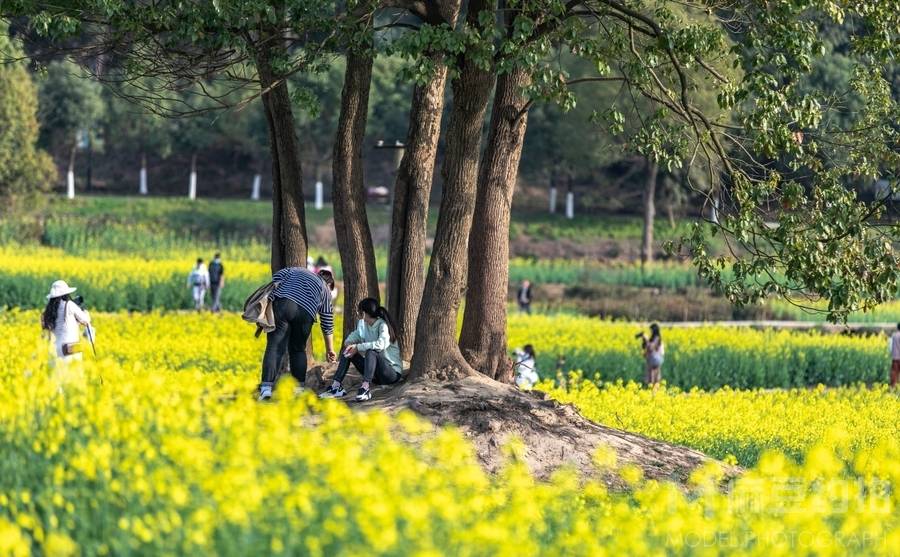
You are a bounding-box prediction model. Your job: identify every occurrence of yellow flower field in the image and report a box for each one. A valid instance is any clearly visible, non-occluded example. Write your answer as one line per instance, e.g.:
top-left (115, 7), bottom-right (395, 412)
top-left (543, 376), bottom-right (900, 466)
top-left (4, 307), bottom-right (893, 389)
top-left (2, 310), bottom-right (900, 554)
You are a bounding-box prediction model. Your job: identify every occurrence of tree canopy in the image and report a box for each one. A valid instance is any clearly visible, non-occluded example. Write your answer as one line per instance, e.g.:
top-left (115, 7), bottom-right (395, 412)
top-left (2, 0), bottom-right (899, 339)
top-left (0, 21), bottom-right (55, 213)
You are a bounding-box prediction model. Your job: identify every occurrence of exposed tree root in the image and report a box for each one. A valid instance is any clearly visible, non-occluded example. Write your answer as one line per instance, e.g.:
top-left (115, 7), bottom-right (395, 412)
top-left (307, 365), bottom-right (739, 486)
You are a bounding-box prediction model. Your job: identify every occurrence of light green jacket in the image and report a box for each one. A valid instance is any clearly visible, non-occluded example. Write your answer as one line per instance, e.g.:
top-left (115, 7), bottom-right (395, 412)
top-left (344, 318), bottom-right (403, 374)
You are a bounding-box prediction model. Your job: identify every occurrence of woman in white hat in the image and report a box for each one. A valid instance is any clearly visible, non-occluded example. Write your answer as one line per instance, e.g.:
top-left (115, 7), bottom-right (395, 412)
top-left (41, 280), bottom-right (92, 361)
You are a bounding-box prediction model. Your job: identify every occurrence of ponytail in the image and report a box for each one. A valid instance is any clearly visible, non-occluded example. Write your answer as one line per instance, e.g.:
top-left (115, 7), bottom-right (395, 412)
top-left (376, 306), bottom-right (398, 343)
top-left (358, 297), bottom-right (398, 343)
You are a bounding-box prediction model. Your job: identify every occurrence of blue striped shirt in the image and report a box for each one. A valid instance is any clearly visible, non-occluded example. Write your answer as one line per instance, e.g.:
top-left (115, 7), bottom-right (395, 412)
top-left (270, 267), bottom-right (334, 336)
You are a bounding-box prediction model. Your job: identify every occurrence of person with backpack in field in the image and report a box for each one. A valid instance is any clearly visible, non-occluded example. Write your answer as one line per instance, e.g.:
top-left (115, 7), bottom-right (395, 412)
top-left (41, 280), bottom-right (93, 363)
top-left (187, 258), bottom-right (210, 311)
top-left (638, 323), bottom-right (664, 387)
top-left (319, 298), bottom-right (402, 402)
top-left (258, 267), bottom-right (337, 401)
top-left (208, 253), bottom-right (225, 312)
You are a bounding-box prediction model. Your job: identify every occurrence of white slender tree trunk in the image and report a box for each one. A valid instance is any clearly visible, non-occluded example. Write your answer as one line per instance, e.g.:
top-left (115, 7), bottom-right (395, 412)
top-left (66, 170), bottom-right (75, 199)
top-left (139, 153), bottom-right (148, 195)
top-left (565, 190), bottom-right (574, 219)
top-left (188, 154), bottom-right (197, 200)
top-left (314, 180), bottom-right (323, 210)
top-left (549, 184), bottom-right (557, 213)
top-left (67, 145), bottom-right (76, 199)
top-left (251, 174), bottom-right (261, 200)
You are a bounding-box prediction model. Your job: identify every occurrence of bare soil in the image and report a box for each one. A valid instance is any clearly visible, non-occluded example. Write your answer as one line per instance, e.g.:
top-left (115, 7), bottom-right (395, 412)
top-left (306, 365), bottom-right (738, 487)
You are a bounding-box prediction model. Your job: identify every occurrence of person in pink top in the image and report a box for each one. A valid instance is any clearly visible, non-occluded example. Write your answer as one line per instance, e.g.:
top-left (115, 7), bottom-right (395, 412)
top-left (890, 324), bottom-right (900, 388)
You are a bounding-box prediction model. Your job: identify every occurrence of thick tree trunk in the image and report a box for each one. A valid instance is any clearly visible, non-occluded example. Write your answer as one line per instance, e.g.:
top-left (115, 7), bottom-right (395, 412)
top-left (332, 50), bottom-right (380, 340)
top-left (387, 1), bottom-right (461, 363)
top-left (641, 159), bottom-right (658, 268)
top-left (387, 66), bottom-right (449, 361)
top-left (409, 0), bottom-right (496, 381)
top-left (257, 45), bottom-right (308, 272)
top-left (459, 67), bottom-right (531, 383)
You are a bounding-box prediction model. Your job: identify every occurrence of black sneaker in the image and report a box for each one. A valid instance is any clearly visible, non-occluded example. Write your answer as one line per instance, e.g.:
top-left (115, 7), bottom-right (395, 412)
top-left (354, 387), bottom-right (371, 402)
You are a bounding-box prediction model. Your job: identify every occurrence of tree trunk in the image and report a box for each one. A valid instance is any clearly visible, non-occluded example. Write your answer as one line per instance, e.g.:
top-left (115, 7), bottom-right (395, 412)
top-left (139, 152), bottom-right (148, 195)
top-left (66, 144), bottom-right (76, 199)
top-left (256, 44), bottom-right (308, 272)
top-left (188, 153), bottom-right (197, 200)
top-left (332, 50), bottom-right (379, 340)
top-left (409, 0), bottom-right (496, 381)
top-left (459, 67), bottom-right (531, 382)
top-left (387, 66), bottom-right (450, 361)
top-left (641, 159), bottom-right (658, 268)
top-left (387, 1), bottom-right (461, 363)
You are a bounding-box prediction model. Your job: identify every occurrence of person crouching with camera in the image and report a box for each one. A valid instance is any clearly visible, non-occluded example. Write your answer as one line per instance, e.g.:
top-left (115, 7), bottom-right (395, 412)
top-left (41, 280), bottom-right (93, 363)
top-left (636, 323), bottom-right (664, 387)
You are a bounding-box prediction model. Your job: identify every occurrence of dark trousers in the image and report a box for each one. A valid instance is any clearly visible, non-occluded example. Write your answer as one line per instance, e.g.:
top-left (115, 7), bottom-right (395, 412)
top-left (333, 350), bottom-right (401, 385)
top-left (260, 298), bottom-right (314, 385)
top-left (210, 284), bottom-right (222, 311)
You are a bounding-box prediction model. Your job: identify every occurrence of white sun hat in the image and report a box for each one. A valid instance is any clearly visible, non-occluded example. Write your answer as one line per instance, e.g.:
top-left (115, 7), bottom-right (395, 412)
top-left (47, 280), bottom-right (77, 300)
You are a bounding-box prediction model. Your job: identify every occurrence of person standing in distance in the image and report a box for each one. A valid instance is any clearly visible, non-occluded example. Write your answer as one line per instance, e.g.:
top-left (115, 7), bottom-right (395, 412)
top-left (187, 258), bottom-right (210, 311)
top-left (258, 267), bottom-right (337, 400)
top-left (208, 253), bottom-right (225, 312)
top-left (517, 280), bottom-right (533, 314)
top-left (639, 323), bottom-right (664, 387)
top-left (890, 323), bottom-right (900, 388)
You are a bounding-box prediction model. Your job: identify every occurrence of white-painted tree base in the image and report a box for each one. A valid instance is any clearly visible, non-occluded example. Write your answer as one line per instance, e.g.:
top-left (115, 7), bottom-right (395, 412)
top-left (139, 168), bottom-right (148, 195)
top-left (315, 180), bottom-right (324, 210)
top-left (188, 172), bottom-right (197, 200)
top-left (251, 174), bottom-right (261, 200)
top-left (565, 192), bottom-right (574, 219)
top-left (67, 171), bottom-right (75, 199)
top-left (549, 186), bottom-right (557, 213)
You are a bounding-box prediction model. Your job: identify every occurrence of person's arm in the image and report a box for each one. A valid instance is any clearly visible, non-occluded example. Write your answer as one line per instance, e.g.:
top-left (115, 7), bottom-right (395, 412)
top-left (357, 322), bottom-right (390, 352)
top-left (219, 266), bottom-right (225, 288)
top-left (344, 327), bottom-right (362, 348)
top-left (319, 289), bottom-right (336, 362)
top-left (70, 303), bottom-right (91, 326)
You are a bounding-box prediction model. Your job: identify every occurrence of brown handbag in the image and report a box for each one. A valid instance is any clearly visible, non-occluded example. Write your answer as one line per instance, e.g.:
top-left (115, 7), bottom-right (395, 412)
top-left (61, 342), bottom-right (82, 356)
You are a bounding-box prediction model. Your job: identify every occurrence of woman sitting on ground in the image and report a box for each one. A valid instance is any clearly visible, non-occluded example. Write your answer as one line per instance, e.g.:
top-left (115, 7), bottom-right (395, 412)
top-left (319, 298), bottom-right (403, 401)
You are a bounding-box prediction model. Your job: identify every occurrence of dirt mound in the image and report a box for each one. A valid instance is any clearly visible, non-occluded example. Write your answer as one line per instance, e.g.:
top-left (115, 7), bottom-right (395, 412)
top-left (307, 366), bottom-right (736, 485)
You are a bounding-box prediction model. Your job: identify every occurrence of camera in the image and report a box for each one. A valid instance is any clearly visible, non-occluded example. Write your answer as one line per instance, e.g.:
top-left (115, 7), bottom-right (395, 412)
top-left (634, 331), bottom-right (645, 339)
top-left (73, 295), bottom-right (85, 308)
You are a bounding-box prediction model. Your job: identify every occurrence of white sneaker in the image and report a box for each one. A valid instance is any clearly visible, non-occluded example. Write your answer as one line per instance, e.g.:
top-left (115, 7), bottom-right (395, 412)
top-left (319, 385), bottom-right (346, 399)
top-left (257, 386), bottom-right (273, 401)
top-left (294, 385), bottom-right (306, 397)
